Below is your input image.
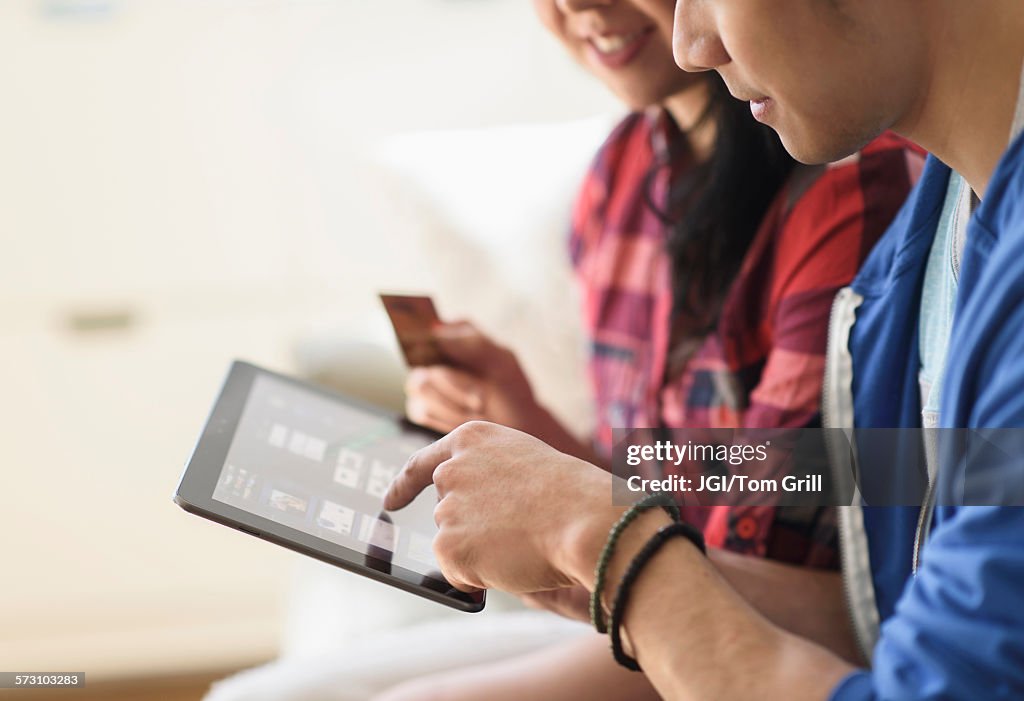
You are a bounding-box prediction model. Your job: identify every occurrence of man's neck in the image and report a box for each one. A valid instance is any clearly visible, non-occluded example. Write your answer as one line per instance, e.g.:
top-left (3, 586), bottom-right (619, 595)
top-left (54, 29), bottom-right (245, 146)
top-left (897, 1), bottom-right (1024, 199)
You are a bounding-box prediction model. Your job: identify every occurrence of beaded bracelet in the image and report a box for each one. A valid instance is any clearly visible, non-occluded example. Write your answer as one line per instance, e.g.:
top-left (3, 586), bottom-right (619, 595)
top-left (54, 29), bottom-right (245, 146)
top-left (609, 521), bottom-right (707, 671)
top-left (590, 492), bottom-right (681, 634)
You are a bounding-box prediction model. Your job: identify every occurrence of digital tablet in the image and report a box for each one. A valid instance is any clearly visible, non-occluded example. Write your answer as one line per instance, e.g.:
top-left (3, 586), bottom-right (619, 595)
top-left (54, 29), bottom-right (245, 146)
top-left (174, 360), bottom-right (485, 612)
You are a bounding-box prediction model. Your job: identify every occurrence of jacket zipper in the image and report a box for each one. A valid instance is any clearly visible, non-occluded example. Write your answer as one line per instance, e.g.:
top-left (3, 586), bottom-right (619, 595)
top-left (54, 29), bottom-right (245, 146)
top-left (912, 477), bottom-right (937, 575)
top-left (822, 286), bottom-right (875, 663)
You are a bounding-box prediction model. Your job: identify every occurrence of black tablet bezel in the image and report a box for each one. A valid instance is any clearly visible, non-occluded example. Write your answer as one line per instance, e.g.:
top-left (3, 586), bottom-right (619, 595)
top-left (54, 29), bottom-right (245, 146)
top-left (174, 360), bottom-right (485, 613)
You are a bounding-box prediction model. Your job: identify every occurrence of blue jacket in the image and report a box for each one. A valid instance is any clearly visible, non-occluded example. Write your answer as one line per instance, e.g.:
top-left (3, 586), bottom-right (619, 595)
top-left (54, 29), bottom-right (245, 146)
top-left (828, 133), bottom-right (1024, 700)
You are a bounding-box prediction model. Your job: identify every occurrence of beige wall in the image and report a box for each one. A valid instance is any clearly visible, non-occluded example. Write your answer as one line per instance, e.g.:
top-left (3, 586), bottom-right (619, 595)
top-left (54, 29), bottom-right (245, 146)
top-left (0, 0), bottom-right (617, 679)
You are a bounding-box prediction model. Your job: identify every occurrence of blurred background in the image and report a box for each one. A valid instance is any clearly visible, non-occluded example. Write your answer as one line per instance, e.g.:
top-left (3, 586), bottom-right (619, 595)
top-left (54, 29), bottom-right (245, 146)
top-left (0, 0), bottom-right (621, 698)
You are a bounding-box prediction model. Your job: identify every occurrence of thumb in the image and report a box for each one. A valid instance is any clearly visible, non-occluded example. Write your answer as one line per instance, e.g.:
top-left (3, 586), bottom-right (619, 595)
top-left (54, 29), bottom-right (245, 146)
top-left (432, 321), bottom-right (497, 373)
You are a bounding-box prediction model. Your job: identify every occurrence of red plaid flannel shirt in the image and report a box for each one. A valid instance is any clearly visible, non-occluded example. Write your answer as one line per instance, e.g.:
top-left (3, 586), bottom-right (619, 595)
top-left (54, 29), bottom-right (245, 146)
top-left (571, 110), bottom-right (924, 565)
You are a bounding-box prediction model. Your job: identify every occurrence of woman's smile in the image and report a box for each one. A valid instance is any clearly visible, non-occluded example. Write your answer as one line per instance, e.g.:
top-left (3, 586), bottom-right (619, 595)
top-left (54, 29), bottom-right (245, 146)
top-left (585, 27), bottom-right (655, 70)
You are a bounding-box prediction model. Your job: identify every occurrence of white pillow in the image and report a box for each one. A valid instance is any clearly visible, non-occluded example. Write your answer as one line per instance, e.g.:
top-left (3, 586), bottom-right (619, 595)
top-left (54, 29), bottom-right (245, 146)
top-left (372, 115), bottom-right (619, 436)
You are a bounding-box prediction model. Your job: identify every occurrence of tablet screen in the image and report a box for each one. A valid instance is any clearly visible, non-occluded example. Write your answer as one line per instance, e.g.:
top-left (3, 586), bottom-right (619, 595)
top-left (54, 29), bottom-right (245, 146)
top-left (211, 373), bottom-right (445, 583)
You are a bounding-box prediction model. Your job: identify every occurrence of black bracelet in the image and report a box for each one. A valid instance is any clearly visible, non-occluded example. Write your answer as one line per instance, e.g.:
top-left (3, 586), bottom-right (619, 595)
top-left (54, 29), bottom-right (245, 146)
top-left (591, 492), bottom-right (681, 634)
top-left (608, 521), bottom-right (707, 672)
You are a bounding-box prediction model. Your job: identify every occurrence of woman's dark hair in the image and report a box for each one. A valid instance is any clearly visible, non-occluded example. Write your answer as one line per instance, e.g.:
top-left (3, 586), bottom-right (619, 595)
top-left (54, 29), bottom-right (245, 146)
top-left (650, 73), bottom-right (797, 330)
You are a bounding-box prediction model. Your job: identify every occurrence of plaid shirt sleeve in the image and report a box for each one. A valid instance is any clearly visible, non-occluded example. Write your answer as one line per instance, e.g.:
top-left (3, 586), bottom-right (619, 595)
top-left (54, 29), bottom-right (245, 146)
top-left (697, 135), bottom-right (925, 563)
top-left (733, 134), bottom-right (924, 430)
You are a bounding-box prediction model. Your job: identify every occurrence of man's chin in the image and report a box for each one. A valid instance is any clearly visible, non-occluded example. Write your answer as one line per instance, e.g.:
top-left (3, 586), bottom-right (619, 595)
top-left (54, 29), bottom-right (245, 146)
top-left (779, 126), bottom-right (877, 166)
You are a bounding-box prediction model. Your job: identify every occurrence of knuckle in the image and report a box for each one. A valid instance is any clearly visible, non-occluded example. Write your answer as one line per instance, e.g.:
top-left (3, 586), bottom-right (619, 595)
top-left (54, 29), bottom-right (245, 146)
top-left (405, 398), bottom-right (426, 422)
top-left (435, 462), bottom-right (466, 502)
top-left (434, 540), bottom-right (475, 590)
top-left (446, 369), bottom-right (479, 396)
top-left (435, 366), bottom-right (458, 383)
top-left (401, 449), bottom-right (417, 471)
top-left (432, 493), bottom-right (462, 527)
top-left (431, 460), bottom-right (453, 487)
top-left (405, 368), bottom-right (433, 394)
top-left (458, 419), bottom-right (490, 440)
top-left (433, 528), bottom-right (456, 560)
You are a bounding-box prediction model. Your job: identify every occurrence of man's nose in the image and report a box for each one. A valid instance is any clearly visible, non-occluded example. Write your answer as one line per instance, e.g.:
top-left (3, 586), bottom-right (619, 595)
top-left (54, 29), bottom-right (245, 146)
top-left (673, 0), bottom-right (729, 72)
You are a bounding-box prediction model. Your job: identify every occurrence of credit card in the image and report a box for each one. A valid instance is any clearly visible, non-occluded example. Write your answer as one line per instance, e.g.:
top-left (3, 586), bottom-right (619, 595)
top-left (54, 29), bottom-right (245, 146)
top-left (380, 294), bottom-right (443, 367)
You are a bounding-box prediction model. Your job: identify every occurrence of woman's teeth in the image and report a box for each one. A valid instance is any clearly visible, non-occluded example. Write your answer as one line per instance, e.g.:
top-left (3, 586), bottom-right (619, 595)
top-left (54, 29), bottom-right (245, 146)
top-left (591, 31), bottom-right (644, 54)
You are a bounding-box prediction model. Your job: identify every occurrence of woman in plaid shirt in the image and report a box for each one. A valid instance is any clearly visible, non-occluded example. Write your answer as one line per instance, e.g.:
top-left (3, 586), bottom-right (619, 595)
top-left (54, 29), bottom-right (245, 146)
top-left (389, 0), bottom-right (921, 699)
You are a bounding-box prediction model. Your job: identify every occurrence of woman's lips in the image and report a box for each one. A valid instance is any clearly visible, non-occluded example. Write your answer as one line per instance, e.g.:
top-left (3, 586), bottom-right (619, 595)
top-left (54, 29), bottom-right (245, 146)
top-left (750, 97), bottom-right (774, 123)
top-left (586, 28), bottom-right (654, 70)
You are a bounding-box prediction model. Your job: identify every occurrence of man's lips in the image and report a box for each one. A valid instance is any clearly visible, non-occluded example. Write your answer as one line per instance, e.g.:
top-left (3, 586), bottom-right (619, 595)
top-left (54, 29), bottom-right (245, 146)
top-left (749, 97), bottom-right (774, 123)
top-left (722, 79), bottom-right (774, 124)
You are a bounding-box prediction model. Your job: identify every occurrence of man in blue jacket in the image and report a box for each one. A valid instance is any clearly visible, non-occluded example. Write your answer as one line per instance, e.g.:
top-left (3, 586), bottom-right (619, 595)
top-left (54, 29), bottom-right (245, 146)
top-left (675, 5), bottom-right (1024, 699)
top-left (380, 2), bottom-right (1024, 699)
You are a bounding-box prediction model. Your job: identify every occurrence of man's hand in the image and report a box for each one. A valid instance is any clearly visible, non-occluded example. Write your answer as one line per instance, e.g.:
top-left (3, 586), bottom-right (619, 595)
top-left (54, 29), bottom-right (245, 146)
top-left (383, 427), bottom-right (856, 701)
top-left (383, 421), bottom-right (618, 594)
